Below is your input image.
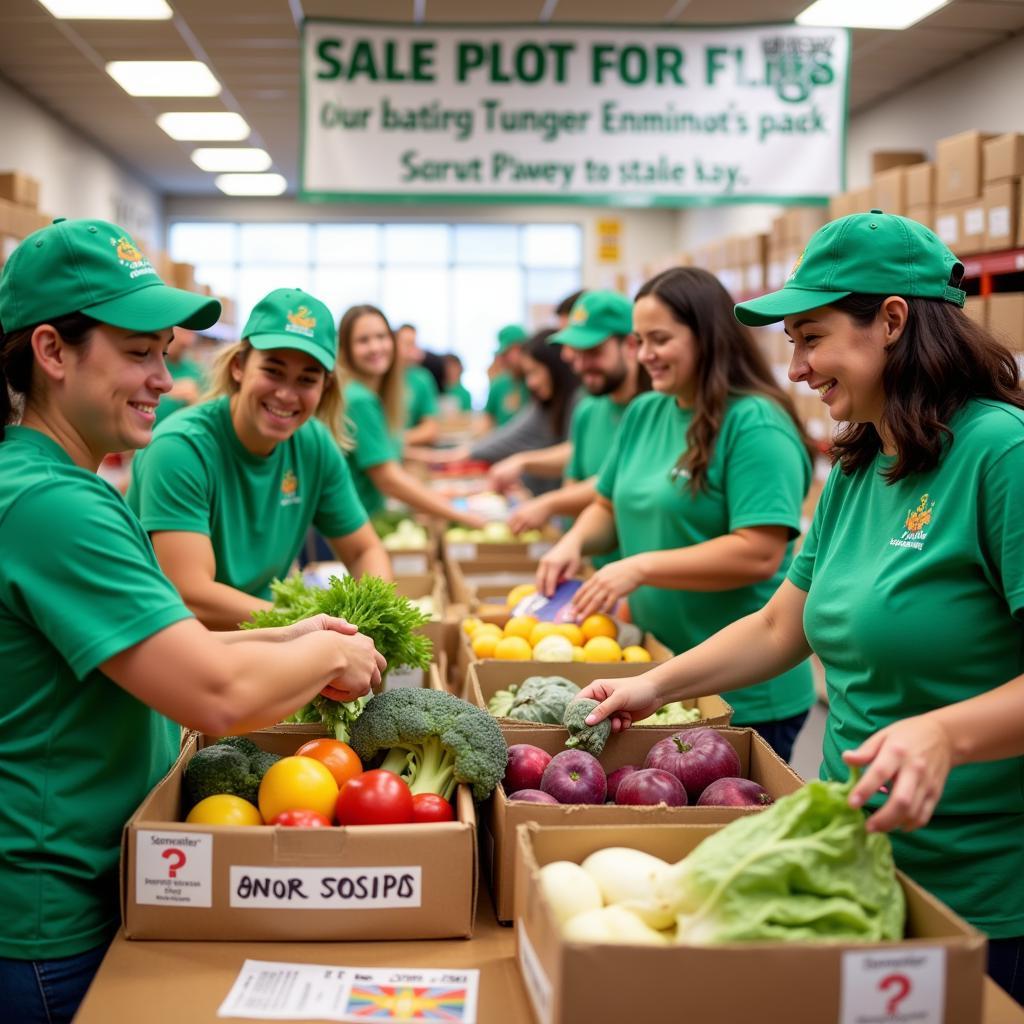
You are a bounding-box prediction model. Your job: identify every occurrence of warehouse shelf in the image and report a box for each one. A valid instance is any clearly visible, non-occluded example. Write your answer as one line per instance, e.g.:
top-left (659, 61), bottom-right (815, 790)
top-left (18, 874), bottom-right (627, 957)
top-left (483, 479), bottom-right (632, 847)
top-left (961, 248), bottom-right (1024, 296)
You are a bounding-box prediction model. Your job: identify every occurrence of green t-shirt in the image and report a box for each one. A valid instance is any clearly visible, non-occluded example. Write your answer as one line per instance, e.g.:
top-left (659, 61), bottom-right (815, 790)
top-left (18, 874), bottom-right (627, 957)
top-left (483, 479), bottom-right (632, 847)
top-left (597, 392), bottom-right (815, 725)
top-left (446, 382), bottom-right (473, 412)
top-left (344, 380), bottom-right (403, 518)
top-left (404, 365), bottom-right (439, 429)
top-left (127, 397), bottom-right (367, 601)
top-left (789, 399), bottom-right (1024, 938)
top-left (0, 427), bottom-right (191, 960)
top-left (567, 394), bottom-right (630, 570)
top-left (154, 355), bottom-right (206, 426)
top-left (485, 373), bottom-right (530, 426)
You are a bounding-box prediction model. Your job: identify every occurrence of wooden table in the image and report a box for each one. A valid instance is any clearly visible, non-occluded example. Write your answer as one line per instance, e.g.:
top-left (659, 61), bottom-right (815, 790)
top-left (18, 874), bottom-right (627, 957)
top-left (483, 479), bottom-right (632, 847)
top-left (76, 898), bottom-right (1024, 1023)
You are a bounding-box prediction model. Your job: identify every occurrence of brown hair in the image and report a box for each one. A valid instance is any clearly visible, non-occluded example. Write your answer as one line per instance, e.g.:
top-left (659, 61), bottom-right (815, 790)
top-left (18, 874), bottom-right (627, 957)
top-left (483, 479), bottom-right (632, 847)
top-left (0, 313), bottom-right (98, 441)
top-left (828, 294), bottom-right (1024, 481)
top-left (337, 304), bottom-right (404, 434)
top-left (635, 267), bottom-right (815, 492)
top-left (522, 329), bottom-right (580, 438)
top-left (205, 340), bottom-right (352, 450)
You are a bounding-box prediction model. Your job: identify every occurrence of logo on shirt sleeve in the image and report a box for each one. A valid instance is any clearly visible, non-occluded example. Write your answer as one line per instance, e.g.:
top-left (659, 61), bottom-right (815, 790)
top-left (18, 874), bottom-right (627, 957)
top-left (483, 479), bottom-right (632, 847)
top-left (889, 493), bottom-right (936, 552)
top-left (280, 469), bottom-right (301, 507)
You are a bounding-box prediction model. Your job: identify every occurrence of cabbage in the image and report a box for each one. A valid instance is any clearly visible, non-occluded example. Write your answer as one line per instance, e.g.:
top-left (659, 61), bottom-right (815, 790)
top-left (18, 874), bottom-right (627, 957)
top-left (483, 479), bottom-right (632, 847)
top-left (507, 676), bottom-right (580, 724)
top-left (658, 772), bottom-right (905, 944)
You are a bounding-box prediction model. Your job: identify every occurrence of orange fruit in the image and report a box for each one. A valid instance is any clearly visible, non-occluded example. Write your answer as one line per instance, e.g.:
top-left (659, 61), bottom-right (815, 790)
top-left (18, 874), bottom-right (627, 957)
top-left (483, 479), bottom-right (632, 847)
top-left (461, 616), bottom-right (484, 636)
top-left (494, 636), bottom-right (533, 660)
top-left (471, 622), bottom-right (503, 640)
top-left (582, 636), bottom-right (623, 663)
top-left (622, 645), bottom-right (652, 663)
top-left (555, 623), bottom-right (584, 646)
top-left (504, 615), bottom-right (539, 640)
top-left (507, 583), bottom-right (537, 609)
top-left (472, 633), bottom-right (500, 658)
top-left (580, 613), bottom-right (617, 641)
top-left (528, 621), bottom-right (561, 648)
top-left (571, 645), bottom-right (585, 662)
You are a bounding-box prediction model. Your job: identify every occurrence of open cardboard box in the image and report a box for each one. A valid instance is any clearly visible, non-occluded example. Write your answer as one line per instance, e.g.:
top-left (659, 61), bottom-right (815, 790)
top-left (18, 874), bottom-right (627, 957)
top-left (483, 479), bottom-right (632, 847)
top-left (447, 555), bottom-right (541, 607)
top-left (120, 719), bottom-right (478, 943)
top-left (514, 821), bottom-right (986, 1024)
top-left (464, 660), bottom-right (732, 731)
top-left (443, 531), bottom-right (557, 565)
top-left (390, 573), bottom-right (452, 690)
top-left (486, 726), bottom-right (799, 923)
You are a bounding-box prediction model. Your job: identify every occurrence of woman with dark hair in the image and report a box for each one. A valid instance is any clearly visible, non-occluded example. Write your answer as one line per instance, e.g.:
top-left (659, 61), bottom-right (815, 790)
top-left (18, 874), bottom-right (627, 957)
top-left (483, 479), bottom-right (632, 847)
top-left (539, 267), bottom-right (816, 760)
top-left (574, 212), bottom-right (1024, 1002)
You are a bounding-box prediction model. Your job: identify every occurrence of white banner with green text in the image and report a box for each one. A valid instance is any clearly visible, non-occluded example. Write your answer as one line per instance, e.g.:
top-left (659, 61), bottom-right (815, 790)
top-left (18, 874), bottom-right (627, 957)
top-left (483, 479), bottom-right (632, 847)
top-left (301, 20), bottom-right (849, 206)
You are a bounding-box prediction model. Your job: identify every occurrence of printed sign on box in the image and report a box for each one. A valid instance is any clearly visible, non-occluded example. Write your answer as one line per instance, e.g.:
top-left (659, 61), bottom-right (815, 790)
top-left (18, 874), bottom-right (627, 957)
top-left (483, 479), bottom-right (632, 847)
top-left (840, 948), bottom-right (946, 1024)
top-left (136, 830), bottom-right (212, 908)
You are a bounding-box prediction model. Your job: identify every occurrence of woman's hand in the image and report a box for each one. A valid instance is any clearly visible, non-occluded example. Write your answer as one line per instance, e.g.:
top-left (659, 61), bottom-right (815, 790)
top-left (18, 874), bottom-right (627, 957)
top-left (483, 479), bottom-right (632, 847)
top-left (288, 616), bottom-right (387, 700)
top-left (569, 556), bottom-right (646, 619)
top-left (536, 535), bottom-right (582, 597)
top-left (282, 614), bottom-right (357, 642)
top-left (843, 714), bottom-right (954, 833)
top-left (454, 509), bottom-right (487, 530)
top-left (488, 455), bottom-right (524, 492)
top-left (508, 496), bottom-right (550, 535)
top-left (574, 675), bottom-right (666, 734)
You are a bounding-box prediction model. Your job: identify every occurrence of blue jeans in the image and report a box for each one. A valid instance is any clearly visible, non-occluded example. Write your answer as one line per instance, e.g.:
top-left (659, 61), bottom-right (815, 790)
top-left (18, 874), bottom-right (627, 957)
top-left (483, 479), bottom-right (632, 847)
top-left (989, 937), bottom-right (1024, 1004)
top-left (744, 710), bottom-right (809, 764)
top-left (0, 940), bottom-right (110, 1024)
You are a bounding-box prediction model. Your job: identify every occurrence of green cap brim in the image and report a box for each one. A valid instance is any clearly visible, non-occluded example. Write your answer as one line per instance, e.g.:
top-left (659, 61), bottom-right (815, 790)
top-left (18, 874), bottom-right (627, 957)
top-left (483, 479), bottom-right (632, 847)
top-left (734, 286), bottom-right (852, 327)
top-left (248, 332), bottom-right (336, 371)
top-left (549, 323), bottom-right (610, 349)
top-left (83, 281), bottom-right (221, 332)
top-left (497, 339), bottom-right (525, 354)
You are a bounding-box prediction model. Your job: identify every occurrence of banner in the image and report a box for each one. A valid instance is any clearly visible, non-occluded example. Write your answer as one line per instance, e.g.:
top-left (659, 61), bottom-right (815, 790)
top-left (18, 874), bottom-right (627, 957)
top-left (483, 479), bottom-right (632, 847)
top-left (301, 20), bottom-right (849, 206)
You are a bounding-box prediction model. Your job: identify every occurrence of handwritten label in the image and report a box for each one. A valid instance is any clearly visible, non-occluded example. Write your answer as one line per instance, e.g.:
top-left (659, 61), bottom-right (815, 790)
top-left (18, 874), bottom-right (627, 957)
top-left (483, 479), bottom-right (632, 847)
top-left (517, 921), bottom-right (553, 1024)
top-left (839, 948), bottom-right (945, 1024)
top-left (135, 830), bottom-right (212, 907)
top-left (228, 866), bottom-right (421, 909)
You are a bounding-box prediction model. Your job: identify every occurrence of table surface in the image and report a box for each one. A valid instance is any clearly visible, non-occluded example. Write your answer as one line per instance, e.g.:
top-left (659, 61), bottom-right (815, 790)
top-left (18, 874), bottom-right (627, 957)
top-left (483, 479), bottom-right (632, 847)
top-left (76, 897), bottom-right (1024, 1024)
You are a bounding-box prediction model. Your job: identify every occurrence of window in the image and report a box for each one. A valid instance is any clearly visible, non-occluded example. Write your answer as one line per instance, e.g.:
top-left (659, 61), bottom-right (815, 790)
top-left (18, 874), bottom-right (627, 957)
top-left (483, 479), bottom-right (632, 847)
top-left (168, 220), bottom-right (582, 405)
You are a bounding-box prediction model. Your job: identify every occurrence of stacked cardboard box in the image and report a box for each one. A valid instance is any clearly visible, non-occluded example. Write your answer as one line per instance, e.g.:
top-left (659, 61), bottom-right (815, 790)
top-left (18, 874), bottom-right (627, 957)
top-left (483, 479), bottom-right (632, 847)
top-left (982, 133), bottom-right (1023, 251)
top-left (0, 170), bottom-right (51, 269)
top-left (934, 131), bottom-right (997, 256)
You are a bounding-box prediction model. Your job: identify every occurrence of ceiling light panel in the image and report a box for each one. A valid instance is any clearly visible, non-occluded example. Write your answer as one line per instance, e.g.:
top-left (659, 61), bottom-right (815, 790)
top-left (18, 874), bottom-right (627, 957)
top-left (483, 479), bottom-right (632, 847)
top-left (37, 0), bottom-right (173, 17)
top-left (796, 0), bottom-right (950, 30)
top-left (157, 112), bottom-right (250, 141)
top-left (215, 173), bottom-right (287, 196)
top-left (191, 148), bottom-right (272, 172)
top-left (106, 61), bottom-right (221, 97)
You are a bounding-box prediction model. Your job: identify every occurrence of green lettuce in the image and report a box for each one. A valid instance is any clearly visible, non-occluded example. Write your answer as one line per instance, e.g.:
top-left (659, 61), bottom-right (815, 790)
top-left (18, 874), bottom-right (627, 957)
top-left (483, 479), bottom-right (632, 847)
top-left (658, 772), bottom-right (905, 944)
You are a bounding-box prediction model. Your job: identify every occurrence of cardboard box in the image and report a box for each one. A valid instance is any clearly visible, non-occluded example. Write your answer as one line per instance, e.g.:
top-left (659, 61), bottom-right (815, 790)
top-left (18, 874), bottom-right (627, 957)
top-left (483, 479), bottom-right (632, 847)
top-left (988, 293), bottom-right (1024, 353)
top-left (984, 181), bottom-right (1019, 251)
top-left (121, 730), bottom-right (478, 942)
top-left (936, 200), bottom-right (986, 255)
top-left (936, 131), bottom-right (997, 205)
top-left (447, 555), bottom-right (541, 607)
top-left (964, 296), bottom-right (989, 331)
top-left (872, 150), bottom-right (926, 174)
top-left (0, 170), bottom-right (39, 207)
top-left (906, 162), bottom-right (936, 207)
top-left (848, 186), bottom-right (872, 215)
top-left (169, 261), bottom-right (196, 292)
top-left (487, 727), bottom-right (803, 923)
top-left (784, 206), bottom-right (828, 245)
top-left (983, 133), bottom-right (1024, 184)
top-left (906, 203), bottom-right (935, 231)
top-left (872, 166), bottom-right (907, 216)
top-left (444, 535), bottom-right (554, 565)
top-left (514, 822), bottom-right (986, 1024)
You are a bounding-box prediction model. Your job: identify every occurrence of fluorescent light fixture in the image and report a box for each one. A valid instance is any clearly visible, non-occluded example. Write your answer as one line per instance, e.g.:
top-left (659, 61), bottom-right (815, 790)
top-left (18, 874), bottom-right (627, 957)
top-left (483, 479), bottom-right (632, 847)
top-left (796, 0), bottom-right (949, 29)
top-left (215, 173), bottom-right (287, 196)
top-left (157, 112), bottom-right (249, 141)
top-left (107, 61), bottom-right (220, 97)
top-left (37, 0), bottom-right (172, 17)
top-left (191, 147), bottom-right (272, 172)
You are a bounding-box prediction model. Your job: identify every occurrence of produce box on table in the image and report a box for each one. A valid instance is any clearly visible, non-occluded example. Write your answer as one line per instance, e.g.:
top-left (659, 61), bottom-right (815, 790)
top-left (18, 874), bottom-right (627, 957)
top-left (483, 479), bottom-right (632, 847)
top-left (443, 521), bottom-right (558, 563)
top-left (486, 725), bottom-right (800, 922)
top-left (392, 573), bottom-right (456, 690)
top-left (514, 820), bottom-right (985, 1024)
top-left (446, 554), bottom-right (541, 608)
top-left (371, 510), bottom-right (437, 575)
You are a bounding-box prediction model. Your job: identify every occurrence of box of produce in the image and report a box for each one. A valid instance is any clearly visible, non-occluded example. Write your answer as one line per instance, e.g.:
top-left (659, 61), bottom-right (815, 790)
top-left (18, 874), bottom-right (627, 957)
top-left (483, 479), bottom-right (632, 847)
top-left (121, 685), bottom-right (512, 941)
top-left (513, 808), bottom-right (985, 1023)
top-left (372, 511), bottom-right (435, 574)
top-left (486, 725), bottom-right (801, 922)
top-left (444, 521), bottom-right (557, 562)
top-left (447, 555), bottom-right (542, 608)
top-left (465, 661), bottom-right (732, 732)
top-left (390, 573), bottom-right (454, 690)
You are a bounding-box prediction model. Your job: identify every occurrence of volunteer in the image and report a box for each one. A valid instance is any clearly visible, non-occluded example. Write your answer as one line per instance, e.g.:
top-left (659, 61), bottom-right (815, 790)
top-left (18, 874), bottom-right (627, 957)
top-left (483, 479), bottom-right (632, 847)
top-left (576, 212), bottom-right (1024, 1002)
top-left (127, 288), bottom-right (390, 631)
top-left (500, 291), bottom-right (648, 562)
top-left (540, 267), bottom-right (816, 761)
top-left (0, 220), bottom-right (384, 1024)
top-left (482, 323), bottom-right (530, 428)
top-left (441, 352), bottom-right (473, 412)
top-left (337, 303), bottom-right (483, 528)
top-left (152, 324), bottom-right (205, 425)
top-left (396, 321), bottom-right (440, 447)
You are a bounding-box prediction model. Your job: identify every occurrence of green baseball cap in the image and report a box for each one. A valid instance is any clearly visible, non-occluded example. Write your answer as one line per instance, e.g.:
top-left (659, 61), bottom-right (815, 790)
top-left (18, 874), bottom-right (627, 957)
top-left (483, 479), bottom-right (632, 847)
top-left (0, 218), bottom-right (220, 333)
top-left (496, 323), bottom-right (528, 353)
top-left (735, 210), bottom-right (966, 328)
top-left (242, 288), bottom-right (337, 371)
top-left (551, 290), bottom-right (633, 349)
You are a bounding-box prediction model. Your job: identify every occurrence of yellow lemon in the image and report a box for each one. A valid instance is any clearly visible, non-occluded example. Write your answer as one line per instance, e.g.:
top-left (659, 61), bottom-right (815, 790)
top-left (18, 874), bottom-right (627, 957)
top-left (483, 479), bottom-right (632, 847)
top-left (580, 613), bottom-right (617, 641)
top-left (571, 645), bottom-right (586, 662)
top-left (461, 616), bottom-right (484, 637)
top-left (471, 633), bottom-right (500, 659)
top-left (472, 622), bottom-right (503, 640)
top-left (507, 583), bottom-right (537, 609)
top-left (504, 614), bottom-right (539, 640)
top-left (555, 623), bottom-right (584, 647)
top-left (528, 621), bottom-right (562, 648)
top-left (494, 636), bottom-right (533, 660)
top-left (622, 645), bottom-right (653, 663)
top-left (582, 636), bottom-right (623, 663)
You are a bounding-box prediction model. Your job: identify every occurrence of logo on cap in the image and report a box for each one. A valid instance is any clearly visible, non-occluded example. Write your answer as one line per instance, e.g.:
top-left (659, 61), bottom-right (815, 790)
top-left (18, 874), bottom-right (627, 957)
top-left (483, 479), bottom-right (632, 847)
top-left (571, 305), bottom-right (588, 324)
top-left (787, 250), bottom-right (805, 282)
top-left (285, 306), bottom-right (316, 338)
top-left (112, 235), bottom-right (156, 281)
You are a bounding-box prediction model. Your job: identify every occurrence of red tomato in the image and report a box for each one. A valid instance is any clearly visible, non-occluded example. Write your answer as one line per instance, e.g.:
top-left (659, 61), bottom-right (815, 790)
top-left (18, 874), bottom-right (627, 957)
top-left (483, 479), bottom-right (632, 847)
top-left (270, 809), bottom-right (332, 828)
top-left (411, 793), bottom-right (455, 823)
top-left (294, 738), bottom-right (363, 789)
top-left (335, 770), bottom-right (414, 826)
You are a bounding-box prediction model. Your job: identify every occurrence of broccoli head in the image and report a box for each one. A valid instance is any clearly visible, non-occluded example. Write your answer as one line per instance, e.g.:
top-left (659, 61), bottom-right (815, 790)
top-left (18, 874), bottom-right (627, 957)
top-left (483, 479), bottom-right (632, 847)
top-left (563, 698), bottom-right (611, 756)
top-left (349, 687), bottom-right (508, 801)
top-left (183, 738), bottom-right (282, 810)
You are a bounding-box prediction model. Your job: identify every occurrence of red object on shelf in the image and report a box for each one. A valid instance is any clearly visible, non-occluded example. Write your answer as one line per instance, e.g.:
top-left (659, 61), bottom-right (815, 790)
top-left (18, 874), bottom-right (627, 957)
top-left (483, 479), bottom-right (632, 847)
top-left (961, 248), bottom-right (1024, 297)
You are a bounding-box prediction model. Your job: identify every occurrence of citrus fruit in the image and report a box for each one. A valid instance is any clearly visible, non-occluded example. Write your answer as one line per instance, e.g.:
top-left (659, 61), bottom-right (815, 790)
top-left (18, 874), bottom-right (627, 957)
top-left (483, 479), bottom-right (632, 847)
top-left (504, 614), bottom-right (539, 640)
top-left (258, 756), bottom-right (339, 824)
top-left (461, 616), bottom-right (484, 636)
top-left (294, 738), bottom-right (363, 789)
top-left (580, 613), bottom-right (617, 641)
top-left (528, 621), bottom-right (561, 647)
top-left (471, 622), bottom-right (503, 640)
top-left (555, 622), bottom-right (584, 646)
top-left (494, 636), bottom-right (533, 660)
top-left (186, 794), bottom-right (262, 826)
top-left (622, 645), bottom-right (653, 663)
top-left (472, 633), bottom-right (500, 658)
top-left (571, 645), bottom-right (585, 662)
top-left (582, 636), bottom-right (623, 663)
top-left (507, 583), bottom-right (537, 609)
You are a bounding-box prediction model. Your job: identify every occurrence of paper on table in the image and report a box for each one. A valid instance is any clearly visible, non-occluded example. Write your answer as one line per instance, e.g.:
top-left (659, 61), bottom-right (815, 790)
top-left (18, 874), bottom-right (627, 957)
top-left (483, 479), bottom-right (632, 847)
top-left (217, 959), bottom-right (479, 1023)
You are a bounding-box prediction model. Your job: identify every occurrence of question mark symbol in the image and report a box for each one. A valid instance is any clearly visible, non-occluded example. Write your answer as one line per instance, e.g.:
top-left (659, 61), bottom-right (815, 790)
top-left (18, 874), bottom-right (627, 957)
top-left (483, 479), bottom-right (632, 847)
top-left (879, 973), bottom-right (911, 1016)
top-left (162, 848), bottom-right (186, 879)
